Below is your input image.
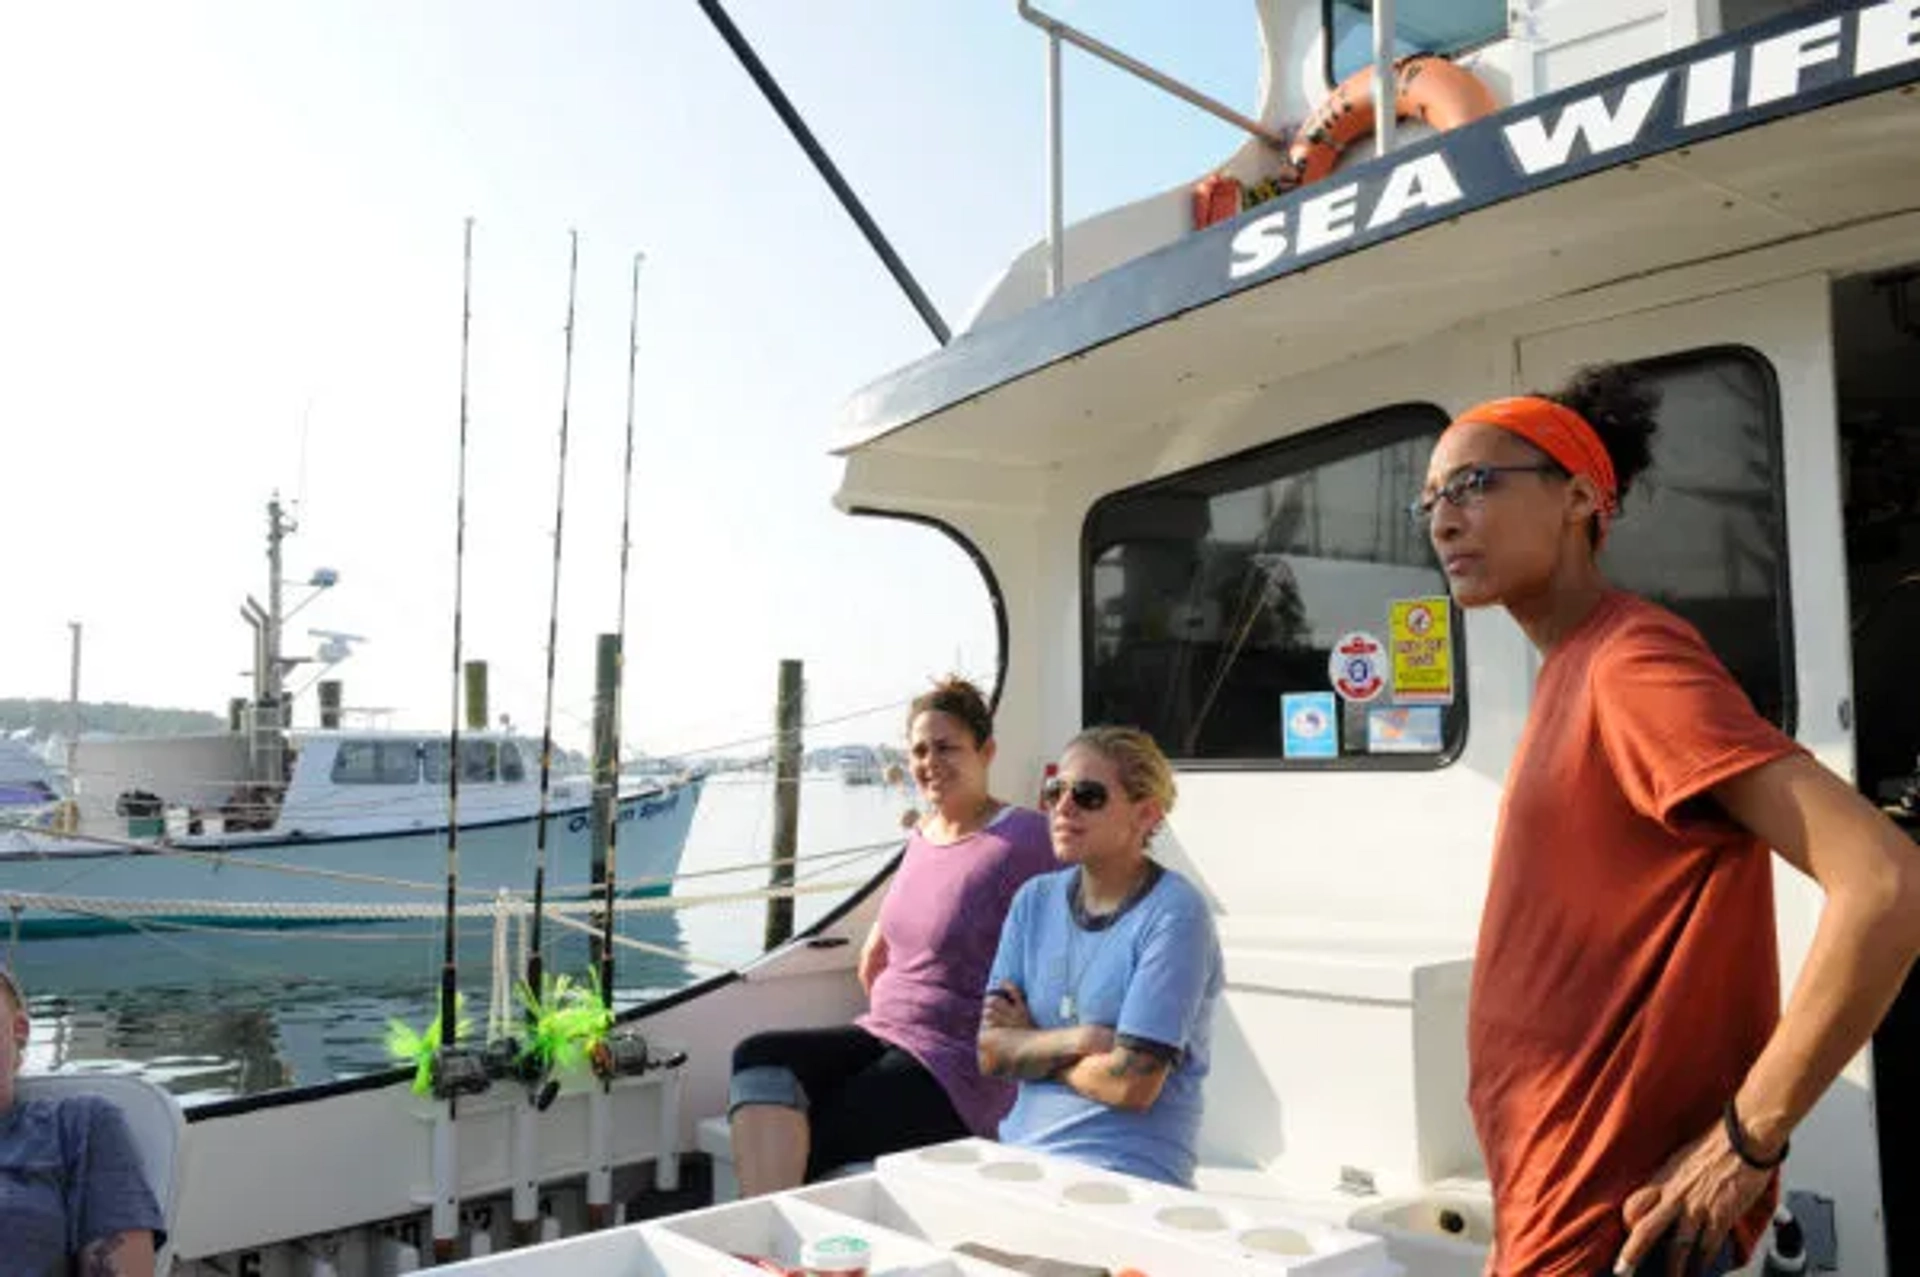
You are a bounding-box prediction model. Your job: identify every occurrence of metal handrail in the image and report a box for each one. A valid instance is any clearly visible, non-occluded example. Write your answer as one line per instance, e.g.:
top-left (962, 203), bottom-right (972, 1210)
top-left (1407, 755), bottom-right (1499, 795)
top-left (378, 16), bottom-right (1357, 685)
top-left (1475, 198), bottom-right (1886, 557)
top-left (1372, 0), bottom-right (1398, 157)
top-left (1015, 2), bottom-right (1288, 148)
top-left (1016, 1), bottom-right (1286, 298)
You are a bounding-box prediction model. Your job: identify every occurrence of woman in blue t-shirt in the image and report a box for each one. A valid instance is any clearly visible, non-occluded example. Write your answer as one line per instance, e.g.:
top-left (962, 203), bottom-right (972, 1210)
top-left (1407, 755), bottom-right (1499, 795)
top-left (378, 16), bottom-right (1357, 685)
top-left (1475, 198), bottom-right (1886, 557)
top-left (978, 726), bottom-right (1223, 1187)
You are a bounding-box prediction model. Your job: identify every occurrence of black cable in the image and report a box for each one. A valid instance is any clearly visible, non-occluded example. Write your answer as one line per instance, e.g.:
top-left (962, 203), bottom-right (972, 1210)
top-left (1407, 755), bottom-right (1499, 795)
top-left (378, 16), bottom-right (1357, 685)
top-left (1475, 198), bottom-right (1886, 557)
top-left (694, 0), bottom-right (951, 346)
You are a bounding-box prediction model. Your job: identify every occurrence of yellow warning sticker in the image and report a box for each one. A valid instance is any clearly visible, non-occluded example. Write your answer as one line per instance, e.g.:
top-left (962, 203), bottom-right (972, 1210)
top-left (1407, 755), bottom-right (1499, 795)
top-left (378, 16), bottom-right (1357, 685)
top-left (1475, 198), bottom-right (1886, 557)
top-left (1388, 597), bottom-right (1454, 706)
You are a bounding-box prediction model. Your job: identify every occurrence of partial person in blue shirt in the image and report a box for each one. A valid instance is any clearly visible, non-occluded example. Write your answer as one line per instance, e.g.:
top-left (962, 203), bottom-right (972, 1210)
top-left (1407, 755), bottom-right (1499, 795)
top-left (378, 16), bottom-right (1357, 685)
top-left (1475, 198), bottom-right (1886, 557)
top-left (978, 726), bottom-right (1223, 1187)
top-left (2, 966), bottom-right (165, 1277)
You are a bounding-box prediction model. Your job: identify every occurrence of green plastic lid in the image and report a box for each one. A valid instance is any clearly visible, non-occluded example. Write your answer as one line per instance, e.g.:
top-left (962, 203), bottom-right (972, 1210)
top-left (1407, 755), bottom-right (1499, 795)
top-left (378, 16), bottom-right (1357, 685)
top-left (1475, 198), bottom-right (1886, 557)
top-left (799, 1234), bottom-right (872, 1272)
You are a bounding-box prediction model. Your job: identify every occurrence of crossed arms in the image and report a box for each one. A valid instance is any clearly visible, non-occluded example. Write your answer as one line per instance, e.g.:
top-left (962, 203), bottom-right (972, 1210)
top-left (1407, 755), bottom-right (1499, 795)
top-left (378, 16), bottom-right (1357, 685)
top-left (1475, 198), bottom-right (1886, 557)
top-left (975, 981), bottom-right (1173, 1113)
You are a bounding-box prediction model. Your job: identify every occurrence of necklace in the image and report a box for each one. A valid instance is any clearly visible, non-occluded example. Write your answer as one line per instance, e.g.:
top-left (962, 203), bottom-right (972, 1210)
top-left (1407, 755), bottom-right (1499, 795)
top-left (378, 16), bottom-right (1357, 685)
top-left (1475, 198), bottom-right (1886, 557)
top-left (1057, 862), bottom-right (1160, 1023)
top-left (1059, 923), bottom-right (1109, 1024)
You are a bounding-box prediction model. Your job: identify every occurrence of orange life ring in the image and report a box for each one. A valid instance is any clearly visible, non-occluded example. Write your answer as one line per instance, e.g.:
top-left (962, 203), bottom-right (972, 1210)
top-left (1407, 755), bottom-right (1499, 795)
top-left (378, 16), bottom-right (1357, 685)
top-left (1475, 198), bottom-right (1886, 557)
top-left (1284, 54), bottom-right (1497, 189)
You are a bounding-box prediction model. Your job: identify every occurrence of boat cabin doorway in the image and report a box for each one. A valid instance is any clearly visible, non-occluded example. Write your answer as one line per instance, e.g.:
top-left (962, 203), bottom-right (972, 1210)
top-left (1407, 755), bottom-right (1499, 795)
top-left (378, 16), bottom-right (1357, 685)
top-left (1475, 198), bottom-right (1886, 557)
top-left (1839, 265), bottom-right (1920, 1264)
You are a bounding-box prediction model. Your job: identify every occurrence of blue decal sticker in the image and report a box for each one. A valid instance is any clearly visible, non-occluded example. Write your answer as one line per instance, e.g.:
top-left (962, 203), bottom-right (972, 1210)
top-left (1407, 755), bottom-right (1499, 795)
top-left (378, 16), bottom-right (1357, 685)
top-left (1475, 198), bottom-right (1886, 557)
top-left (1283, 692), bottom-right (1340, 760)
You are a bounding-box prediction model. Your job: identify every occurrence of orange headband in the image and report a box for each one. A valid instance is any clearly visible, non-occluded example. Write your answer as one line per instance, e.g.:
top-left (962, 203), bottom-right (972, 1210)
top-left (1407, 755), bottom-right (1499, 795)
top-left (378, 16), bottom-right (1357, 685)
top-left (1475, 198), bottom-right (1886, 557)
top-left (1447, 396), bottom-right (1619, 518)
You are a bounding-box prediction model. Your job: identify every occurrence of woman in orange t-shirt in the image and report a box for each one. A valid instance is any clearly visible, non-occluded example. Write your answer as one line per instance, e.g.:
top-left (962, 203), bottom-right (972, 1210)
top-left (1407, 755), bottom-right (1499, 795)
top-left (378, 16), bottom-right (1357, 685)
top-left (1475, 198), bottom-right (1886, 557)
top-left (1417, 365), bottom-right (1920, 1277)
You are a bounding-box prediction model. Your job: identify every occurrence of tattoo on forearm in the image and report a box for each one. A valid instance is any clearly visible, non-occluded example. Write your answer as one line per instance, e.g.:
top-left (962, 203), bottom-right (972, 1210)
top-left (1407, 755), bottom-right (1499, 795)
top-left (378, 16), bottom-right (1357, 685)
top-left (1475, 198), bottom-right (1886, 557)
top-left (1012, 1045), bottom-right (1077, 1080)
top-left (982, 1031), bottom-right (1080, 1080)
top-left (1103, 1046), bottom-right (1169, 1082)
top-left (80, 1233), bottom-right (129, 1277)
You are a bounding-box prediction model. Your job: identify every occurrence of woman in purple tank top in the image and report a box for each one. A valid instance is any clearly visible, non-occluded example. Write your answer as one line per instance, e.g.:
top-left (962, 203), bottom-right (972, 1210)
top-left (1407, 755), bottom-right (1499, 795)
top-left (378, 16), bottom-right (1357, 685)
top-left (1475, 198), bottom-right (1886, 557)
top-left (727, 677), bottom-right (1056, 1196)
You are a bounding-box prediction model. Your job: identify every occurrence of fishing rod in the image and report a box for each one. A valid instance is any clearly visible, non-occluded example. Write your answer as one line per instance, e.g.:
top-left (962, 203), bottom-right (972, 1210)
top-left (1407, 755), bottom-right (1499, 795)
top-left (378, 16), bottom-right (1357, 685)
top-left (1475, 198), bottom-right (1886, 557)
top-left (441, 216), bottom-right (475, 1058)
top-left (599, 251), bottom-right (644, 1002)
top-left (579, 250), bottom-right (648, 1234)
top-left (527, 230), bottom-right (580, 1002)
top-left (427, 213), bottom-right (478, 1268)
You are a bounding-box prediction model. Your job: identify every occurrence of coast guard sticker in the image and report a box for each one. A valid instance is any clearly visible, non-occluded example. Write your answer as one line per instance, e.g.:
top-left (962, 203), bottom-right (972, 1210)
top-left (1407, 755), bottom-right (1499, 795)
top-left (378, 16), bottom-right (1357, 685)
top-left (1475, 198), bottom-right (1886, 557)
top-left (1329, 631), bottom-right (1387, 703)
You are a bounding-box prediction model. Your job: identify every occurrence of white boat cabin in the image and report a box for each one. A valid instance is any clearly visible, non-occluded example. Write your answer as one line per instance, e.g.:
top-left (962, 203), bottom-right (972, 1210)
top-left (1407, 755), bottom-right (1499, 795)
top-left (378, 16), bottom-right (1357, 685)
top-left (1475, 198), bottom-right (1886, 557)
top-left (57, 730), bottom-right (593, 844)
top-left (830, 0), bottom-right (1920, 1271)
top-left (270, 732), bottom-right (592, 841)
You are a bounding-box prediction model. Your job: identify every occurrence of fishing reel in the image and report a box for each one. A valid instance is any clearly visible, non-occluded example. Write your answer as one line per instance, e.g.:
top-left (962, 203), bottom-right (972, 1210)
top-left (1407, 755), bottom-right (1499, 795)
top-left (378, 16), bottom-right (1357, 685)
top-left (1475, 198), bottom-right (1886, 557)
top-left (429, 1045), bottom-right (500, 1101)
top-left (476, 1035), bottom-right (565, 1112)
top-left (429, 1038), bottom-right (532, 1102)
top-left (590, 1028), bottom-right (686, 1083)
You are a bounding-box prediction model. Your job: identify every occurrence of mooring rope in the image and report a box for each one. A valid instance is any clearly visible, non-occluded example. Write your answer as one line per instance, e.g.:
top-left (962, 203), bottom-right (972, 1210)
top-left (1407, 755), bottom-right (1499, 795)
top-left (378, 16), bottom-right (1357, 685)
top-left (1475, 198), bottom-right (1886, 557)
top-left (0, 822), bottom-right (901, 900)
top-left (0, 876), bottom-right (874, 925)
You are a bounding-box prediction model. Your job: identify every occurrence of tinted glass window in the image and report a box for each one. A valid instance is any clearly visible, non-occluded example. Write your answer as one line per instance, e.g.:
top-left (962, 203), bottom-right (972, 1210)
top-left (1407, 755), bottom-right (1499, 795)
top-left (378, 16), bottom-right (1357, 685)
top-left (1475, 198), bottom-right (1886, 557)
top-left (424, 739), bottom-right (504, 784)
top-left (462, 741), bottom-right (497, 783)
top-left (330, 740), bottom-right (419, 785)
top-left (1085, 405), bottom-right (1464, 764)
top-left (1718, 1), bottom-right (1816, 35)
top-left (1599, 350), bottom-right (1792, 726)
top-left (1328, 0), bottom-right (1506, 82)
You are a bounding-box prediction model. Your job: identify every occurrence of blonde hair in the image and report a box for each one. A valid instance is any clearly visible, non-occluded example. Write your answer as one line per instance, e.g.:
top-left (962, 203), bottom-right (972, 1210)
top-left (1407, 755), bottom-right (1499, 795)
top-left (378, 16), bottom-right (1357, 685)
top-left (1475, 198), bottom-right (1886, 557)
top-left (1066, 726), bottom-right (1177, 814)
top-left (0, 968), bottom-right (21, 1015)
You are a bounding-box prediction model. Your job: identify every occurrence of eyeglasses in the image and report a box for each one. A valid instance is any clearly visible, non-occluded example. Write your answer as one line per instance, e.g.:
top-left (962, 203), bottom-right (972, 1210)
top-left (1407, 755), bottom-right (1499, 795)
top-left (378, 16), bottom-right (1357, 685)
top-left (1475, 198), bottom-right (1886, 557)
top-left (1040, 776), bottom-right (1111, 812)
top-left (1407, 464), bottom-right (1562, 529)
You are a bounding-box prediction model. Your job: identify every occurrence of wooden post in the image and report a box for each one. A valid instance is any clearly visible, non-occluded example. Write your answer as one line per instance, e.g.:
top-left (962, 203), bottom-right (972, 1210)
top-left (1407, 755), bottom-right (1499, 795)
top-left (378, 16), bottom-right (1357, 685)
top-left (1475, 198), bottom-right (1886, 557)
top-left (764, 659), bottom-right (804, 951)
top-left (464, 660), bottom-right (489, 731)
top-left (589, 633), bottom-right (621, 980)
top-left (60, 621), bottom-right (82, 835)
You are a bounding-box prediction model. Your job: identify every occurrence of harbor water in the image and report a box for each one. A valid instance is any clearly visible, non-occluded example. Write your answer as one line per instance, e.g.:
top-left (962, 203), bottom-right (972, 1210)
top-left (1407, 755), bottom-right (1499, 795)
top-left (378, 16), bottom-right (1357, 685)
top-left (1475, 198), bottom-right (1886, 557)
top-left (5, 775), bottom-right (915, 1106)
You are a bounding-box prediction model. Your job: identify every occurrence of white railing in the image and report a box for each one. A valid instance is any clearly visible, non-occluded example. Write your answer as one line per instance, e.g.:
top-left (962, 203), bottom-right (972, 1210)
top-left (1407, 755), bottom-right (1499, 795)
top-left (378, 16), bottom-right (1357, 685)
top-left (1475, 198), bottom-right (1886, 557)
top-left (1014, 1), bottom-right (1293, 297)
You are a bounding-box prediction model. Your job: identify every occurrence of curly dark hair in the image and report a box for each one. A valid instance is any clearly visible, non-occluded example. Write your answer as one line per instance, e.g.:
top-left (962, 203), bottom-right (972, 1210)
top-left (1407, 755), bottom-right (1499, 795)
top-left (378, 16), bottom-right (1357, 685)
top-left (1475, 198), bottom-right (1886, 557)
top-left (1541, 362), bottom-right (1662, 501)
top-left (908, 675), bottom-right (994, 747)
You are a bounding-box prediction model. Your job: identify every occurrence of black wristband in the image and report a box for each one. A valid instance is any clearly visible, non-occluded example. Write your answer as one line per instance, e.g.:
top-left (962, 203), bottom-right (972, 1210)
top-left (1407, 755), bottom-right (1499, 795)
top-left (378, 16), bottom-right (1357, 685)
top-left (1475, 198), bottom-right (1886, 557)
top-left (1724, 1098), bottom-right (1790, 1171)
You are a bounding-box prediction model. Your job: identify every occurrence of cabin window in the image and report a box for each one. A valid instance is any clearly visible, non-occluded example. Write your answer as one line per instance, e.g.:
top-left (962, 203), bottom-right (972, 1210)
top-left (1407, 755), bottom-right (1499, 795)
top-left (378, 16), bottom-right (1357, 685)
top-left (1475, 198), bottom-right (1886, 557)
top-left (330, 740), bottom-right (420, 785)
top-left (1326, 1), bottom-right (1507, 84)
top-left (462, 741), bottom-right (498, 783)
top-left (1718, 1), bottom-right (1811, 35)
top-left (500, 743), bottom-right (526, 783)
top-left (1084, 405), bottom-right (1466, 766)
top-left (1598, 348), bottom-right (1793, 728)
top-left (422, 740), bottom-right (500, 785)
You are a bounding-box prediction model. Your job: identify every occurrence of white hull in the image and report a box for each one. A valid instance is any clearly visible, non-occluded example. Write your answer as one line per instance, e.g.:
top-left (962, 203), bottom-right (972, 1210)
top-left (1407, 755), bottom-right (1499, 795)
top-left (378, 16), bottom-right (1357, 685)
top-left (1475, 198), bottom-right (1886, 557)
top-left (0, 777), bottom-right (703, 938)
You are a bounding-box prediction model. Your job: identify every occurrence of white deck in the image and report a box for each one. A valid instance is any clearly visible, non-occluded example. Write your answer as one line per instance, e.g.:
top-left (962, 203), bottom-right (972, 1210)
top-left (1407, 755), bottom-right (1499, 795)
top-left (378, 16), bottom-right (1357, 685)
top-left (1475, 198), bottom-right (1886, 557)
top-left (442, 1140), bottom-right (1427, 1277)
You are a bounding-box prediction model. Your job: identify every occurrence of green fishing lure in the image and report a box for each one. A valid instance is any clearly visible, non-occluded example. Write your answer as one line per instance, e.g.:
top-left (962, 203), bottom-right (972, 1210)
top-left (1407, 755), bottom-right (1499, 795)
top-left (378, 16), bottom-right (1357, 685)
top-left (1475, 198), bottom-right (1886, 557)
top-left (385, 997), bottom-right (474, 1097)
top-left (515, 971), bottom-right (614, 1077)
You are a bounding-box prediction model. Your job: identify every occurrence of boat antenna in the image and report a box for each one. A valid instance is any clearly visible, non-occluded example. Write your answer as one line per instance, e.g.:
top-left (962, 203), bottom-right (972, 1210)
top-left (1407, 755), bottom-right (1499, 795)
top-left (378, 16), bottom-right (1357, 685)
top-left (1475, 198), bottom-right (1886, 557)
top-left (528, 229), bottom-right (580, 1001)
top-left (694, 0), bottom-right (950, 346)
top-left (295, 395), bottom-right (313, 521)
top-left (598, 251), bottom-right (645, 1001)
top-left (441, 216), bottom-right (476, 1057)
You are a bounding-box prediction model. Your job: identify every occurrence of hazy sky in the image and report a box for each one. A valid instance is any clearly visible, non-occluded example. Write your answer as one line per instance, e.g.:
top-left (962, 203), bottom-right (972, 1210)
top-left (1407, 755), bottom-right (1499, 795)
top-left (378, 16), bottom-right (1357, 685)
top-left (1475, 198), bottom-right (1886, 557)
top-left (1, 2), bottom-right (1256, 757)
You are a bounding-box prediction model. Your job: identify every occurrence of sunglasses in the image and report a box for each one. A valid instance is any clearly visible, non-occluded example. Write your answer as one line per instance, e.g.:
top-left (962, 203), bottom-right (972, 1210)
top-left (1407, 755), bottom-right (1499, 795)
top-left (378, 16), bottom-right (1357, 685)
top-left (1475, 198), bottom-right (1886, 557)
top-left (1407, 463), bottom-right (1562, 528)
top-left (1040, 777), bottom-right (1111, 812)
